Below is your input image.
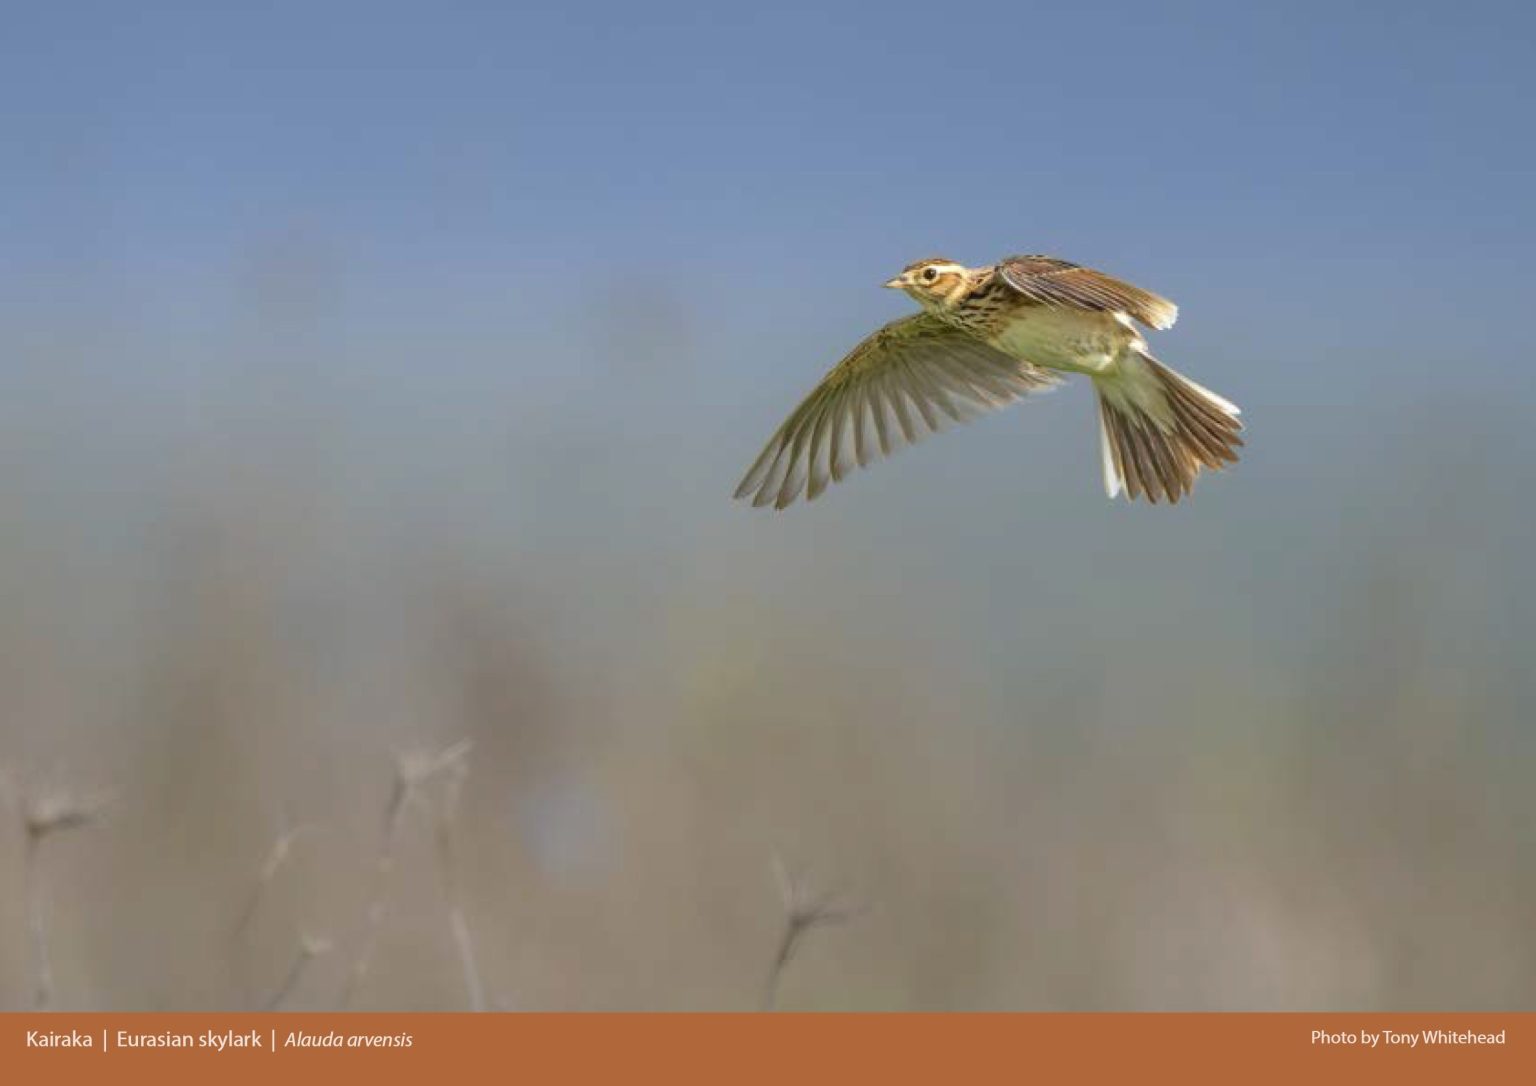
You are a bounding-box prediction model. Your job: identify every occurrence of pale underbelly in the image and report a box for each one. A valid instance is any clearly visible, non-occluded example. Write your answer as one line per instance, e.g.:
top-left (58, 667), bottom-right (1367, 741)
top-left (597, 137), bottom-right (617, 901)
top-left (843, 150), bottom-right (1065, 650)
top-left (988, 308), bottom-right (1135, 375)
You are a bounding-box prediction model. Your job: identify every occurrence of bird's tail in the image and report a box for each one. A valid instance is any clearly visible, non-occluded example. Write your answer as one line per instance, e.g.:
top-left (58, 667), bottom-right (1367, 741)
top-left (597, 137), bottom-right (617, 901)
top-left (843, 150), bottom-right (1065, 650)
top-left (1092, 348), bottom-right (1243, 503)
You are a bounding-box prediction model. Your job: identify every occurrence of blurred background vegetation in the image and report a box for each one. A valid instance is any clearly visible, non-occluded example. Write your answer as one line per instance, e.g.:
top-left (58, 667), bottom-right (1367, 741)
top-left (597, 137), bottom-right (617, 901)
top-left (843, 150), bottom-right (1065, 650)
top-left (2, 2), bottom-right (1533, 1009)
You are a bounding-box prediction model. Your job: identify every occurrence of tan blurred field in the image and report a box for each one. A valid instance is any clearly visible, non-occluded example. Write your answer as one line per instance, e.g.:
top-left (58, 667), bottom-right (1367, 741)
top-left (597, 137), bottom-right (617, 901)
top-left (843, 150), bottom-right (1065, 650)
top-left (1, 262), bottom-right (1531, 1010)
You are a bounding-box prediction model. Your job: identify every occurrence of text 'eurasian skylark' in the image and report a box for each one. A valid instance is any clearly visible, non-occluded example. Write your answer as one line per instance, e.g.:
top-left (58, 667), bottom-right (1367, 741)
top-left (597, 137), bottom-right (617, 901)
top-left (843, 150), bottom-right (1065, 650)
top-left (735, 255), bottom-right (1243, 507)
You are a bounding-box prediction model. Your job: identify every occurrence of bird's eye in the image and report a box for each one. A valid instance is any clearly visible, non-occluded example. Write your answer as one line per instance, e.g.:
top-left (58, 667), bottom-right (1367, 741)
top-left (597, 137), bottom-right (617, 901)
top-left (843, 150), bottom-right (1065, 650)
top-left (921, 267), bottom-right (938, 283)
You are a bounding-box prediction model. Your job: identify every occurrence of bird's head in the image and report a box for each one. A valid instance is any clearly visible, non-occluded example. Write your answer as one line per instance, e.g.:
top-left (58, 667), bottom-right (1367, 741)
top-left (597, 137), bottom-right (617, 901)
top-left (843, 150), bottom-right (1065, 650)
top-left (884, 257), bottom-right (973, 310)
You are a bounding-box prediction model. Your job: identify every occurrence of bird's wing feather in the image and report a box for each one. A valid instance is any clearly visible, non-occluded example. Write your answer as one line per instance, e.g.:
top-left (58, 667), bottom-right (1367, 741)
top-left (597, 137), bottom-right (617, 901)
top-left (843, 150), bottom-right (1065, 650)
top-left (995, 255), bottom-right (1178, 330)
top-left (734, 313), bottom-right (1061, 509)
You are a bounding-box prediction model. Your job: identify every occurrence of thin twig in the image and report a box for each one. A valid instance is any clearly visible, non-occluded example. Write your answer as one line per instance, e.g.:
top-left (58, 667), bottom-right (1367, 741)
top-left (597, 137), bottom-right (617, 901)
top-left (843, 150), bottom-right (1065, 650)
top-left (18, 783), bottom-right (111, 1009)
top-left (432, 753), bottom-right (484, 1010)
top-left (264, 934), bottom-right (332, 1011)
top-left (233, 822), bottom-right (317, 940)
top-left (339, 738), bottom-right (472, 1008)
top-left (337, 763), bottom-right (414, 1007)
top-left (761, 855), bottom-right (865, 1011)
top-left (23, 832), bottom-right (48, 1010)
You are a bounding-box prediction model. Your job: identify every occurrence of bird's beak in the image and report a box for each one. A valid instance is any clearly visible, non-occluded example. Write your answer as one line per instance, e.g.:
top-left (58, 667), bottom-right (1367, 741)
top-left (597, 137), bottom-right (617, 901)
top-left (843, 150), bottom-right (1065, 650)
top-left (883, 276), bottom-right (905, 290)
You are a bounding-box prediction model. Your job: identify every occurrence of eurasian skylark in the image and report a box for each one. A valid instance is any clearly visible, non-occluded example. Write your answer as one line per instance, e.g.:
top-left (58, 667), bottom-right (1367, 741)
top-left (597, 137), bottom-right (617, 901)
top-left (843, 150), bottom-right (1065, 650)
top-left (734, 255), bottom-right (1242, 508)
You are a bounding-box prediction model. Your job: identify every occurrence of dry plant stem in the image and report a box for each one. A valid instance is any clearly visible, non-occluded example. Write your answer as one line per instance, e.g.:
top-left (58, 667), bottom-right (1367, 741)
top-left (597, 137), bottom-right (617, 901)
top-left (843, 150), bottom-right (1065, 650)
top-left (432, 762), bottom-right (484, 1011)
top-left (233, 822), bottom-right (316, 1009)
top-left (339, 738), bottom-right (472, 1009)
top-left (338, 773), bottom-right (412, 1008)
top-left (234, 823), bottom-right (314, 940)
top-left (445, 907), bottom-right (484, 1011)
top-left (763, 912), bottom-right (853, 1011)
top-left (265, 936), bottom-right (331, 1011)
top-left (24, 831), bottom-right (52, 1010)
top-left (19, 786), bottom-right (109, 1010)
top-left (761, 915), bottom-right (801, 1012)
top-left (760, 856), bottom-right (864, 1011)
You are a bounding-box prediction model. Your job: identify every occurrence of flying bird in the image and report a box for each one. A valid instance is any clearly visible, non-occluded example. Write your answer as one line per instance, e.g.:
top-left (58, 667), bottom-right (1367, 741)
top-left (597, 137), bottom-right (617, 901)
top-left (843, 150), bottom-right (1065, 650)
top-left (734, 254), bottom-right (1242, 507)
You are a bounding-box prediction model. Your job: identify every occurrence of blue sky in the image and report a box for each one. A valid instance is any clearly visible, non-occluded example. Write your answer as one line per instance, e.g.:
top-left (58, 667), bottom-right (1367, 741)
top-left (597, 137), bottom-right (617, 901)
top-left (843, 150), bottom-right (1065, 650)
top-left (7, 2), bottom-right (1533, 276)
top-left (3, 0), bottom-right (1534, 525)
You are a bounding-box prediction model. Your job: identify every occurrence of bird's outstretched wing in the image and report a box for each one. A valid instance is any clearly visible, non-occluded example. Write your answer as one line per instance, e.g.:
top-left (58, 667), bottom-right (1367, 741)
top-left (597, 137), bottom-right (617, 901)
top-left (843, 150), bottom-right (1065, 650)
top-left (734, 313), bottom-right (1061, 509)
top-left (995, 255), bottom-right (1178, 331)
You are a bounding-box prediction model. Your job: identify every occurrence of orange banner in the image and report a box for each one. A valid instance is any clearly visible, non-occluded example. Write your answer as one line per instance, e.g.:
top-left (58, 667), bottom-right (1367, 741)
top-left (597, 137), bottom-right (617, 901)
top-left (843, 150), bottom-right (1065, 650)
top-left (2, 1013), bottom-right (1530, 1084)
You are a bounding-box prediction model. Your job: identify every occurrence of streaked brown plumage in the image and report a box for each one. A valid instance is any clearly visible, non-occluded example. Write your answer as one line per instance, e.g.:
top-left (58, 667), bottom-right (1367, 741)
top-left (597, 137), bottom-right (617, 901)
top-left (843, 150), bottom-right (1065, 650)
top-left (734, 254), bottom-right (1243, 508)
